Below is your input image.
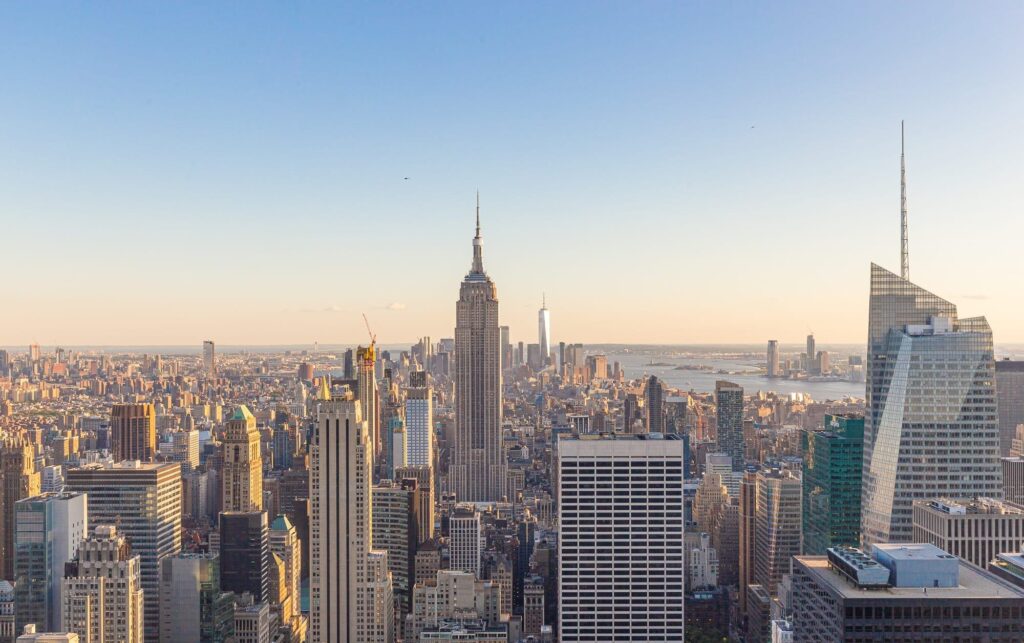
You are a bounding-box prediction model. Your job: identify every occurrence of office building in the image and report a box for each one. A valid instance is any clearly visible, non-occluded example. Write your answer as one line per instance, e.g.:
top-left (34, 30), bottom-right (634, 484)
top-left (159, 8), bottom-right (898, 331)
top-left (219, 511), bottom-right (269, 601)
top-left (622, 393), bottom-right (640, 434)
top-left (911, 498), bottom-right (1024, 568)
top-left (767, 340), bottom-right (780, 378)
top-left (753, 468), bottom-right (801, 597)
top-left (222, 406), bottom-right (263, 513)
top-left (792, 544), bottom-right (1024, 640)
top-left (309, 392), bottom-right (393, 643)
top-left (801, 414), bottom-right (864, 554)
top-left (558, 435), bottom-right (685, 642)
top-left (715, 381), bottom-right (744, 471)
top-left (159, 554), bottom-right (234, 643)
top-left (538, 295), bottom-right (550, 366)
top-left (65, 461), bottom-right (181, 643)
top-left (269, 515), bottom-right (306, 639)
top-left (233, 602), bottom-right (270, 643)
top-left (356, 345), bottom-right (380, 462)
top-left (1003, 457), bottom-right (1024, 504)
top-left (997, 361), bottom-right (1024, 457)
top-left (110, 404), bottom-right (157, 463)
top-left (372, 481), bottom-right (418, 624)
top-left (0, 580), bottom-right (14, 643)
top-left (645, 375), bottom-right (664, 433)
top-left (13, 493), bottom-right (88, 634)
top-left (861, 264), bottom-right (1002, 548)
top-left (449, 504), bottom-right (481, 578)
top-left (0, 440), bottom-right (41, 580)
top-left (806, 334), bottom-right (817, 374)
top-left (169, 429), bottom-right (199, 473)
top-left (15, 627), bottom-right (78, 643)
top-left (62, 525), bottom-right (144, 643)
top-left (451, 201), bottom-right (506, 502)
top-left (407, 570), bottom-right (502, 641)
top-left (203, 340), bottom-right (216, 379)
top-left (395, 465), bottom-right (435, 544)
top-left (405, 372), bottom-right (433, 468)
top-left (737, 471), bottom-right (757, 619)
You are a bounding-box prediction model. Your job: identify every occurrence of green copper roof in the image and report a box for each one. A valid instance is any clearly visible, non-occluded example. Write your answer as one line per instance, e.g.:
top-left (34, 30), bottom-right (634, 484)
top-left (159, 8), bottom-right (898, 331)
top-left (232, 405), bottom-right (254, 421)
top-left (270, 514), bottom-right (293, 531)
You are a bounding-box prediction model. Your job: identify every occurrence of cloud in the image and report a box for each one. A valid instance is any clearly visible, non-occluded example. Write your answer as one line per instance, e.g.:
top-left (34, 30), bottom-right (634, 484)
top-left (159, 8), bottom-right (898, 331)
top-left (385, 302), bottom-right (407, 311)
top-left (961, 294), bottom-right (990, 301)
top-left (298, 304), bottom-right (347, 313)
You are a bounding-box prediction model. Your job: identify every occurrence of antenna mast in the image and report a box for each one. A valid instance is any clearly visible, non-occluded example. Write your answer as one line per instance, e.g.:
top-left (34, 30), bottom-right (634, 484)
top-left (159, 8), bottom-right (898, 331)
top-left (900, 120), bottom-right (909, 280)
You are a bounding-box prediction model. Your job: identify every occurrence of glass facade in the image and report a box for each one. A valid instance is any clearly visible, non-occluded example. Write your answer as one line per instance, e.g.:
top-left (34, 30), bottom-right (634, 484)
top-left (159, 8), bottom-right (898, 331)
top-left (802, 414), bottom-right (864, 554)
top-left (861, 264), bottom-right (1001, 547)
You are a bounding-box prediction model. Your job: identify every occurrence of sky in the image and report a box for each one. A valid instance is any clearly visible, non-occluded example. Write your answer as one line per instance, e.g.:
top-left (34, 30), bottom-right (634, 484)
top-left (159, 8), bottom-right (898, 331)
top-left (2, 2), bottom-right (1023, 347)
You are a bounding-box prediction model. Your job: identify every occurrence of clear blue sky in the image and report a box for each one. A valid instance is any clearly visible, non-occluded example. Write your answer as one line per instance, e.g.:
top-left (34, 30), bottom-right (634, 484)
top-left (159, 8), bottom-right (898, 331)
top-left (2, 2), bottom-right (1022, 345)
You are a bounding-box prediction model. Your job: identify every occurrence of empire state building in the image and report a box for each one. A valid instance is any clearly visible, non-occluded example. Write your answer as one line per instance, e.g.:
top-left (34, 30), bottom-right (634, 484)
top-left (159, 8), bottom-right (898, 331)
top-left (451, 197), bottom-right (506, 502)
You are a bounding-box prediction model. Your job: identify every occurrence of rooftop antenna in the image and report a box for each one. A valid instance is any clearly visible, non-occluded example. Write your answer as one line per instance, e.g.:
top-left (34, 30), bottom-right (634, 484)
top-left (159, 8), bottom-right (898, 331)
top-left (900, 120), bottom-right (909, 280)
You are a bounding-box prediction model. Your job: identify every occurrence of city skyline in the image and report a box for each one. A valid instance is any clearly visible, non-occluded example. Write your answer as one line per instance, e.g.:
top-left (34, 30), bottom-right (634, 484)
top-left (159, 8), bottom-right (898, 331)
top-left (3, 3), bottom-right (1023, 345)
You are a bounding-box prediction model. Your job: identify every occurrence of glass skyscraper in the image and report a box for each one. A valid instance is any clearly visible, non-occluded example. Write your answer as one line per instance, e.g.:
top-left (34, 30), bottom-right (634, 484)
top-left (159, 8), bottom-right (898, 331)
top-left (802, 414), bottom-right (864, 554)
top-left (861, 263), bottom-right (1002, 548)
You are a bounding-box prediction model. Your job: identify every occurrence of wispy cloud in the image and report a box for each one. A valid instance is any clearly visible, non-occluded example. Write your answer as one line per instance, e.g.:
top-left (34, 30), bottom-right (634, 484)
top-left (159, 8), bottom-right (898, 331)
top-left (298, 304), bottom-right (348, 313)
top-left (385, 302), bottom-right (407, 311)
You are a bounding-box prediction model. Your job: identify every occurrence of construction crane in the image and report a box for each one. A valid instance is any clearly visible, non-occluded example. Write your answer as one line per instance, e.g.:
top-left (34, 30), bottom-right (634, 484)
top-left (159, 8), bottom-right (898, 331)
top-left (361, 313), bottom-right (377, 363)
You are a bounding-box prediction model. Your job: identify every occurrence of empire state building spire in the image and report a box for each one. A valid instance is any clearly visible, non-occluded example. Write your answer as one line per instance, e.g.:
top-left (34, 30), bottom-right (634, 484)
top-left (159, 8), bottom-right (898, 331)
top-left (472, 191), bottom-right (485, 274)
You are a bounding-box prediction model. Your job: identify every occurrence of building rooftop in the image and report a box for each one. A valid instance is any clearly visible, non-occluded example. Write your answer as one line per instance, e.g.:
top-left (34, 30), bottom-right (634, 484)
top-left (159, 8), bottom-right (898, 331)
top-left (916, 497), bottom-right (1024, 516)
top-left (795, 554), bottom-right (1024, 600)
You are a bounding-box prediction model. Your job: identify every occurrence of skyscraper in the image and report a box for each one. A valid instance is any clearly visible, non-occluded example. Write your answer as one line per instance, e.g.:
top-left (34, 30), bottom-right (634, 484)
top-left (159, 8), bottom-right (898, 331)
top-left (203, 340), bottom-right (216, 379)
top-left (801, 414), bottom-right (864, 555)
top-left (753, 468), bottom-right (801, 597)
top-left (558, 435), bottom-right (685, 642)
top-left (0, 440), bottom-right (40, 580)
top-left (715, 381), bottom-right (744, 471)
top-left (806, 334), bottom-right (817, 375)
top-left (357, 345), bottom-right (380, 461)
top-left (645, 375), bottom-right (664, 433)
top-left (219, 511), bottom-right (269, 601)
top-left (222, 405), bottom-right (263, 513)
top-left (395, 465), bottom-right (435, 544)
top-left (66, 462), bottom-right (182, 643)
top-left (405, 372), bottom-right (433, 468)
top-left (110, 404), bottom-right (157, 463)
top-left (13, 492), bottom-right (88, 634)
top-left (861, 264), bottom-right (1002, 548)
top-left (996, 360), bottom-right (1024, 457)
top-left (449, 504), bottom-right (482, 578)
top-left (62, 525), bottom-right (144, 643)
top-left (537, 294), bottom-right (550, 366)
top-left (309, 391), bottom-right (393, 643)
top-left (158, 554), bottom-right (234, 643)
top-left (451, 198), bottom-right (506, 502)
top-left (766, 340), bottom-right (780, 378)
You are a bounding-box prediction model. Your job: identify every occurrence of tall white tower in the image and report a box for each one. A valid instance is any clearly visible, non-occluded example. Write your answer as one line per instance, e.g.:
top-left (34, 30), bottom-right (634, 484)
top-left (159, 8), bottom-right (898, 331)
top-left (310, 390), bottom-right (394, 643)
top-left (538, 294), bottom-right (551, 366)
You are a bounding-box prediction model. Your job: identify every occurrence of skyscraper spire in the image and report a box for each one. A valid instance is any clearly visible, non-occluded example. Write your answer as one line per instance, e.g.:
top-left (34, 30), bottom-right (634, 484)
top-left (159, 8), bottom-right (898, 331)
top-left (900, 120), bottom-right (909, 280)
top-left (471, 192), bottom-right (484, 274)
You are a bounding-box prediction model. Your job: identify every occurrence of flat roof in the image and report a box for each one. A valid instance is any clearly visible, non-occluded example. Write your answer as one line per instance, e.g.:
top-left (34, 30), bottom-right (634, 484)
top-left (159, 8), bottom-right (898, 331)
top-left (795, 556), bottom-right (1024, 600)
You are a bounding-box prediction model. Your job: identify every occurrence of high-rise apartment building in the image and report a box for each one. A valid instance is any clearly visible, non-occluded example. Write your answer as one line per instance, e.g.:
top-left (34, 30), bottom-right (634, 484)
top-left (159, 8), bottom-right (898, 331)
top-left (222, 406), bottom-right (263, 513)
top-left (558, 435), bottom-right (685, 642)
top-left (65, 462), bottom-right (181, 643)
top-left (715, 381), bottom-right (744, 471)
top-left (451, 202), bottom-right (506, 502)
top-left (737, 471), bottom-right (757, 620)
top-left (0, 440), bottom-right (40, 580)
top-left (110, 404), bottom-right (157, 463)
top-left (645, 375), bottom-right (664, 433)
top-left (753, 468), bottom-right (801, 597)
top-left (911, 498), bottom-right (1024, 568)
top-left (13, 492), bottom-right (88, 634)
top-left (861, 264), bottom-right (1002, 548)
top-left (405, 372), bottom-right (433, 467)
top-left (309, 392), bottom-right (393, 643)
top-left (766, 340), bottom-right (780, 378)
top-left (203, 340), bottom-right (216, 379)
top-left (996, 360), bottom-right (1024, 457)
top-left (219, 511), bottom-right (269, 602)
top-left (62, 525), bottom-right (144, 643)
top-left (449, 504), bottom-right (482, 578)
top-left (801, 414), bottom-right (864, 554)
top-left (538, 295), bottom-right (550, 366)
